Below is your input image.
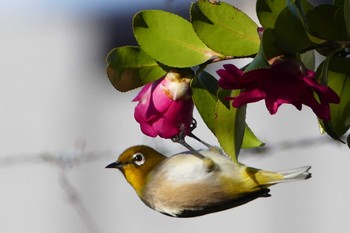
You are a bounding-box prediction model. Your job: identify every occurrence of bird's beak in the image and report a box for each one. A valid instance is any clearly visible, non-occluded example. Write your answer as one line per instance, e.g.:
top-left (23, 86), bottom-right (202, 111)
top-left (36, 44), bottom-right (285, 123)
top-left (105, 161), bottom-right (123, 169)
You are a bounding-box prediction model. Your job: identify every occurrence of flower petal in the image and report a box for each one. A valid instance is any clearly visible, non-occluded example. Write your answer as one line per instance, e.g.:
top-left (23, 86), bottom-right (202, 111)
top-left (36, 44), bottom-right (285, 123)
top-left (223, 64), bottom-right (244, 76)
top-left (217, 59), bottom-right (337, 120)
top-left (307, 80), bottom-right (340, 104)
top-left (146, 99), bottom-right (192, 138)
top-left (232, 89), bottom-right (265, 108)
top-left (151, 86), bottom-right (173, 114)
top-left (132, 82), bottom-right (152, 102)
top-left (265, 96), bottom-right (280, 115)
top-left (218, 64), bottom-right (259, 89)
top-left (139, 121), bottom-right (158, 137)
top-left (134, 104), bottom-right (158, 137)
top-left (302, 91), bottom-right (331, 121)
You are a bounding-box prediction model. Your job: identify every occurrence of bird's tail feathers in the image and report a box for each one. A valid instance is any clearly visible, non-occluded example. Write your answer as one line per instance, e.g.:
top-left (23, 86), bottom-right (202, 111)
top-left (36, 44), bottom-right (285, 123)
top-left (277, 166), bottom-right (312, 183)
top-left (251, 166), bottom-right (312, 186)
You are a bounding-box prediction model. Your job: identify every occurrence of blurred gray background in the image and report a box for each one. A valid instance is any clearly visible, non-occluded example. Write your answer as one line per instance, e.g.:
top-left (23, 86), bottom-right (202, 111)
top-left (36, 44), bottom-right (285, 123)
top-left (1, 0), bottom-right (349, 232)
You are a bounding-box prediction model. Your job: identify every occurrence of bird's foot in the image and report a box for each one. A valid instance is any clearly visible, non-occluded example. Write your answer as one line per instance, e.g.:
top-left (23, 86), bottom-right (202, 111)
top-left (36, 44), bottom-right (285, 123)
top-left (189, 119), bottom-right (224, 155)
top-left (172, 123), bottom-right (205, 159)
top-left (188, 119), bottom-right (211, 148)
top-left (171, 135), bottom-right (205, 160)
top-left (172, 123), bottom-right (216, 171)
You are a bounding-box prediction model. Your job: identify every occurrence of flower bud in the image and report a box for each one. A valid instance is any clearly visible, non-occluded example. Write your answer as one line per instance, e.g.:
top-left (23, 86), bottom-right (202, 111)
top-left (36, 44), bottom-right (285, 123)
top-left (133, 70), bottom-right (194, 138)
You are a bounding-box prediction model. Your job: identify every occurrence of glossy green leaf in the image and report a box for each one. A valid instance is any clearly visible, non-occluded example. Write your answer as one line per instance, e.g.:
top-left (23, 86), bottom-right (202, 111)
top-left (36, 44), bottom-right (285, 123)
top-left (316, 55), bottom-right (341, 141)
top-left (244, 48), bottom-right (269, 72)
top-left (256, 0), bottom-right (291, 28)
top-left (244, 29), bottom-right (277, 72)
top-left (294, 1), bottom-right (325, 45)
top-left (326, 71), bottom-right (350, 138)
top-left (244, 47), bottom-right (269, 73)
top-left (327, 54), bottom-right (350, 75)
top-left (246, 26), bottom-right (294, 72)
top-left (133, 10), bottom-right (221, 68)
top-left (344, 0), bottom-right (350, 38)
top-left (326, 56), bottom-right (350, 137)
top-left (192, 71), bottom-right (263, 149)
top-left (191, 0), bottom-right (259, 56)
top-left (274, 4), bottom-right (315, 53)
top-left (295, 0), bottom-right (314, 17)
top-left (261, 28), bottom-right (285, 59)
top-left (316, 54), bottom-right (350, 142)
top-left (106, 46), bottom-right (167, 92)
top-left (242, 125), bottom-right (264, 149)
top-left (215, 89), bottom-right (246, 162)
top-left (334, 0), bottom-right (345, 7)
top-left (191, 71), bottom-right (219, 134)
top-left (305, 4), bottom-right (348, 40)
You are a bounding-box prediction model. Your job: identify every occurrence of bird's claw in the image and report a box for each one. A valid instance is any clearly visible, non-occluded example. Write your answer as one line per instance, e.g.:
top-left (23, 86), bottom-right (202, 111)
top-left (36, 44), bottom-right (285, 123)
top-left (190, 118), bottom-right (197, 132)
top-left (172, 122), bottom-right (216, 171)
top-left (172, 123), bottom-right (205, 160)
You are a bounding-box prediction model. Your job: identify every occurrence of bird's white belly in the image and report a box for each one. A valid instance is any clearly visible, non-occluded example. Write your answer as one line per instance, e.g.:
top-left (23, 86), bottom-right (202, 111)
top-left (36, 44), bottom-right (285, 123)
top-left (141, 150), bottom-right (242, 216)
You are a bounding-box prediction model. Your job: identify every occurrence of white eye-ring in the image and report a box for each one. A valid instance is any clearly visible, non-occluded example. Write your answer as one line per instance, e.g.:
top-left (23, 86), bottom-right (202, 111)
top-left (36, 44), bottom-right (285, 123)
top-left (132, 153), bottom-right (145, 166)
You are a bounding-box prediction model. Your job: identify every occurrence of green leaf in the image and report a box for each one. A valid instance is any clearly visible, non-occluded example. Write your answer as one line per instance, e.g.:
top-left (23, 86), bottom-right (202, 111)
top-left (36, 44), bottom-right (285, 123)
top-left (344, 0), bottom-right (350, 38)
top-left (316, 55), bottom-right (341, 141)
top-left (244, 47), bottom-right (270, 72)
top-left (300, 49), bottom-right (315, 71)
top-left (192, 71), bottom-right (264, 149)
top-left (274, 4), bottom-right (315, 53)
top-left (327, 71), bottom-right (350, 138)
top-left (246, 26), bottom-right (293, 72)
top-left (261, 28), bottom-right (285, 59)
top-left (327, 54), bottom-right (350, 74)
top-left (215, 89), bottom-right (246, 162)
top-left (242, 125), bottom-right (264, 149)
top-left (326, 56), bottom-right (350, 137)
top-left (295, 0), bottom-right (314, 16)
top-left (106, 46), bottom-right (167, 92)
top-left (245, 29), bottom-right (278, 72)
top-left (191, 0), bottom-right (259, 56)
top-left (256, 0), bottom-right (290, 28)
top-left (305, 4), bottom-right (348, 41)
top-left (191, 71), bottom-right (219, 134)
top-left (316, 53), bottom-right (350, 142)
top-left (334, 0), bottom-right (345, 7)
top-left (133, 10), bottom-right (221, 68)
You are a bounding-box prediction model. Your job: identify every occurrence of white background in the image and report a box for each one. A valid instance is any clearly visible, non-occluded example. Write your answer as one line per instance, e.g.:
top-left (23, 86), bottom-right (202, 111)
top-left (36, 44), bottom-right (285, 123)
top-left (0, 0), bottom-right (349, 233)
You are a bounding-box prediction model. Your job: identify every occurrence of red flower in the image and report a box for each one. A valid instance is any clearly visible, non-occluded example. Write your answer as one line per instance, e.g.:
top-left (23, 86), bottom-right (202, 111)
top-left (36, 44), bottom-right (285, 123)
top-left (217, 59), bottom-right (340, 121)
top-left (133, 71), bottom-right (194, 138)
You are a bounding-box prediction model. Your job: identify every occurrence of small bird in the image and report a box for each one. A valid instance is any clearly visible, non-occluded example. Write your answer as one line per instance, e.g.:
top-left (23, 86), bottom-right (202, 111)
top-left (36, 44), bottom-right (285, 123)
top-left (106, 145), bottom-right (311, 217)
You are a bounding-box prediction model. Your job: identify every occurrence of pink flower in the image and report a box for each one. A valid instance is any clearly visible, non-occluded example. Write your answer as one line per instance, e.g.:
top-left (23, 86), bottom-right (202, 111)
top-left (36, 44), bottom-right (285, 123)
top-left (133, 71), bottom-right (194, 138)
top-left (217, 59), bottom-right (340, 121)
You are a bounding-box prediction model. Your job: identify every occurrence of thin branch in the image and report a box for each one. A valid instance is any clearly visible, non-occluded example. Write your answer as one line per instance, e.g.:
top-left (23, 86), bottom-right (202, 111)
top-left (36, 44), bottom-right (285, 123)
top-left (59, 170), bottom-right (101, 233)
top-left (0, 149), bottom-right (116, 233)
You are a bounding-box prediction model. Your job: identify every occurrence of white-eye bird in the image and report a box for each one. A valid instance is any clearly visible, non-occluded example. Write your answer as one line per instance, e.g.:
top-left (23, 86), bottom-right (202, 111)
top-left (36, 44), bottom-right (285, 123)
top-left (106, 145), bottom-right (311, 217)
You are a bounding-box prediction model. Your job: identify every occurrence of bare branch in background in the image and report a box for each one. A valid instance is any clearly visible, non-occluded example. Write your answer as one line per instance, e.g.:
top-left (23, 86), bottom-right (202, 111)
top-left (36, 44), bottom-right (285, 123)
top-left (0, 149), bottom-right (115, 233)
top-left (59, 170), bottom-right (101, 233)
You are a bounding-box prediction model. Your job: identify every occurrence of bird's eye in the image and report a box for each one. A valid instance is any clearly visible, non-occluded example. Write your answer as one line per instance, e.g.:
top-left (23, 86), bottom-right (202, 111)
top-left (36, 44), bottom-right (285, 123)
top-left (132, 153), bottom-right (145, 166)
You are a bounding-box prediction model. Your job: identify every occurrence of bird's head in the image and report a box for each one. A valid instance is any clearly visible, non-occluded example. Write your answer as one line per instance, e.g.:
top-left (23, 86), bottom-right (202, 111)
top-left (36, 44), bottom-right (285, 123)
top-left (106, 145), bottom-right (166, 196)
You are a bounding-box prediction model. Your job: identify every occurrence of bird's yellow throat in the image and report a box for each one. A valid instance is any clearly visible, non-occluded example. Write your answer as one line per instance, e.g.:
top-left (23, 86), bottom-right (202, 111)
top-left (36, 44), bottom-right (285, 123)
top-left (117, 146), bottom-right (166, 196)
top-left (122, 164), bottom-right (150, 196)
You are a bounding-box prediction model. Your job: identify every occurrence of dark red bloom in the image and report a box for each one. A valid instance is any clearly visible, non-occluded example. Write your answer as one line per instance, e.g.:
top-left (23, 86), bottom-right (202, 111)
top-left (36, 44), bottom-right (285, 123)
top-left (133, 72), bottom-right (194, 138)
top-left (217, 59), bottom-right (340, 121)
